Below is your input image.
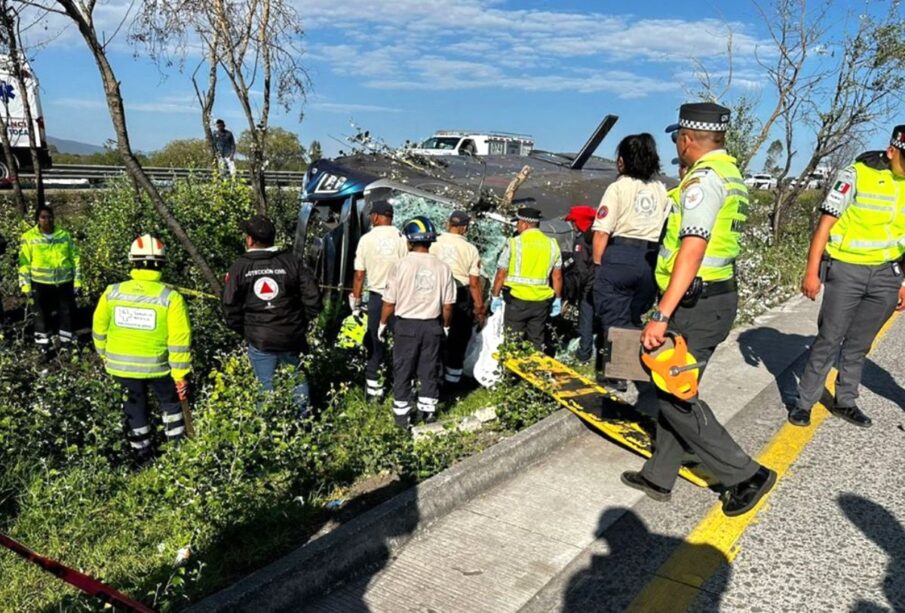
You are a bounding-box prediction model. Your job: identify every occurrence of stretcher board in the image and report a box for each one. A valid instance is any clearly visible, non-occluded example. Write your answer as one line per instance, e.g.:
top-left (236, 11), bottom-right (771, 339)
top-left (504, 353), bottom-right (715, 488)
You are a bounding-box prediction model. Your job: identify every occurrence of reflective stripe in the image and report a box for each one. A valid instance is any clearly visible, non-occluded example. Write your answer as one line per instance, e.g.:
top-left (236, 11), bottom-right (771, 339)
top-left (105, 352), bottom-right (167, 365)
top-left (726, 189), bottom-right (748, 198)
top-left (27, 238), bottom-right (67, 245)
top-left (107, 363), bottom-right (170, 375)
top-left (168, 345), bottom-right (190, 353)
top-left (168, 361), bottom-right (192, 370)
top-left (93, 332), bottom-right (107, 341)
top-left (507, 275), bottom-right (548, 286)
top-left (659, 245), bottom-right (673, 260)
top-left (392, 400), bottom-right (411, 415)
top-left (851, 201), bottom-right (893, 212)
top-left (417, 397), bottom-right (439, 413)
top-left (856, 192), bottom-right (897, 202)
top-left (163, 412), bottom-right (184, 424)
top-left (165, 426), bottom-right (185, 437)
top-left (703, 255), bottom-right (735, 267)
top-left (848, 239), bottom-right (902, 249)
top-left (130, 439), bottom-right (152, 449)
top-left (108, 285), bottom-right (171, 307)
top-left (132, 426), bottom-right (151, 436)
top-left (512, 238), bottom-right (523, 278)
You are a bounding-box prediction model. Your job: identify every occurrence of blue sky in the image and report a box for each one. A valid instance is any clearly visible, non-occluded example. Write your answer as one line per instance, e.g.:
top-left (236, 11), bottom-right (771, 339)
top-left (23, 0), bottom-right (902, 171)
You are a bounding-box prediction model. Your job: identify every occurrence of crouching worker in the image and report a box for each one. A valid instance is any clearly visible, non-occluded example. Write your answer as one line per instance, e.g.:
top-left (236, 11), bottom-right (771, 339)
top-left (222, 215), bottom-right (322, 412)
top-left (93, 235), bottom-right (192, 465)
top-left (379, 216), bottom-right (456, 430)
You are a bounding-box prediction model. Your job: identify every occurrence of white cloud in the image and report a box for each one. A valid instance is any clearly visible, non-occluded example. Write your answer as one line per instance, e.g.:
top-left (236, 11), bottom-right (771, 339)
top-left (309, 101), bottom-right (402, 113)
top-left (52, 96), bottom-right (199, 114)
top-left (298, 0), bottom-right (766, 97)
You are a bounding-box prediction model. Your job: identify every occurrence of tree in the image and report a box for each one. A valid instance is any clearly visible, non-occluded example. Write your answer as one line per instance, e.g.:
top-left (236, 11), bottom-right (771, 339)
top-left (148, 138), bottom-right (214, 168)
top-left (26, 0), bottom-right (223, 293)
top-left (763, 0), bottom-right (905, 238)
top-left (308, 139), bottom-right (322, 163)
top-left (762, 139), bottom-right (783, 175)
top-left (134, 0), bottom-right (309, 214)
top-left (237, 127), bottom-right (305, 171)
top-left (724, 94), bottom-right (759, 175)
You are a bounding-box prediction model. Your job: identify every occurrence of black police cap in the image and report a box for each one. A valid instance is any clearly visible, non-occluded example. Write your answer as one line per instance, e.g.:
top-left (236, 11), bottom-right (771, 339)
top-left (891, 124), bottom-right (905, 151)
top-left (671, 102), bottom-right (731, 132)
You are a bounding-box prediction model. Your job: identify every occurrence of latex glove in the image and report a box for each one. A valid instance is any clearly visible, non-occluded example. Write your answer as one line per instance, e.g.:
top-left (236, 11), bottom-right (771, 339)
top-left (348, 293), bottom-right (362, 316)
top-left (377, 322), bottom-right (388, 341)
top-left (443, 326), bottom-right (450, 337)
top-left (175, 379), bottom-right (190, 402)
top-left (490, 295), bottom-right (503, 314)
top-left (550, 297), bottom-right (562, 317)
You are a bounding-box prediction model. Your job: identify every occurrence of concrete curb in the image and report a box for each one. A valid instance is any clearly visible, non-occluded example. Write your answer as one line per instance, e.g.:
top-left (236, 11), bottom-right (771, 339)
top-left (190, 407), bottom-right (583, 612)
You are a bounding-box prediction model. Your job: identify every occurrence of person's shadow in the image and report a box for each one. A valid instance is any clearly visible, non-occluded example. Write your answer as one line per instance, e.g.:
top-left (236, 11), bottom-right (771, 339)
top-left (737, 327), bottom-right (812, 406)
top-left (838, 494), bottom-right (905, 612)
top-left (561, 508), bottom-right (731, 612)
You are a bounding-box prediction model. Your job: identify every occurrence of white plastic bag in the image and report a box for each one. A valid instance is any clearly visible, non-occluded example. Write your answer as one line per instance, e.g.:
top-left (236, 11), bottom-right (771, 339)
top-left (466, 305), bottom-right (506, 387)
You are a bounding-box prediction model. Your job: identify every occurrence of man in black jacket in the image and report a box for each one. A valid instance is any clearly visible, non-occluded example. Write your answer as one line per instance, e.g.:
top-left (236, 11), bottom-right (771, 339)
top-left (222, 215), bottom-right (321, 411)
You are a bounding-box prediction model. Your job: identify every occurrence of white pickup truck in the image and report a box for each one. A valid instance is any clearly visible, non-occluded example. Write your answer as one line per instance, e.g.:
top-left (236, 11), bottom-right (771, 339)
top-left (0, 54), bottom-right (51, 179)
top-left (410, 130), bottom-right (534, 157)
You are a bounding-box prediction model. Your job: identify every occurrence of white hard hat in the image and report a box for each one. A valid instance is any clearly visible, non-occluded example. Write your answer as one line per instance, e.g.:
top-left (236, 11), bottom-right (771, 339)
top-left (129, 234), bottom-right (166, 262)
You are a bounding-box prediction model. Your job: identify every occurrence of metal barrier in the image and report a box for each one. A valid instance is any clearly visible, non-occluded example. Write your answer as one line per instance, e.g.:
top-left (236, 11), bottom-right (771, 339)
top-left (18, 164), bottom-right (305, 188)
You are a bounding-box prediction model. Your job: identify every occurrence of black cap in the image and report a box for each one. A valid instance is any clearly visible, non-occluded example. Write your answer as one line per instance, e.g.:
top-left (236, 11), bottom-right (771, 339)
top-left (670, 102), bottom-right (731, 132)
top-left (516, 207), bottom-right (542, 223)
top-left (371, 200), bottom-right (394, 217)
top-left (242, 215), bottom-right (276, 245)
top-left (891, 124), bottom-right (905, 151)
top-left (215, 118), bottom-right (225, 125)
top-left (449, 210), bottom-right (471, 226)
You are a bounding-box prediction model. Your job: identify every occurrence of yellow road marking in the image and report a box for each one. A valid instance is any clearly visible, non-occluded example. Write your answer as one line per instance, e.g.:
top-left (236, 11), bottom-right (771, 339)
top-left (626, 311), bottom-right (901, 612)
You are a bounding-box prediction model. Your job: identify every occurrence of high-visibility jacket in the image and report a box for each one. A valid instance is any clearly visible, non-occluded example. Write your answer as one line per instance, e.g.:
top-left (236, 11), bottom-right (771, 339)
top-left (655, 152), bottom-right (748, 292)
top-left (503, 228), bottom-right (560, 301)
top-left (92, 268), bottom-right (192, 380)
top-left (826, 161), bottom-right (905, 265)
top-left (18, 226), bottom-right (81, 293)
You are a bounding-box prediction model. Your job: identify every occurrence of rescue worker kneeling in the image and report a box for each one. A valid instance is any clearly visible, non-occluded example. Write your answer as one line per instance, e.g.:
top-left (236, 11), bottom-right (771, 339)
top-left (93, 235), bottom-right (192, 464)
top-left (379, 216), bottom-right (456, 430)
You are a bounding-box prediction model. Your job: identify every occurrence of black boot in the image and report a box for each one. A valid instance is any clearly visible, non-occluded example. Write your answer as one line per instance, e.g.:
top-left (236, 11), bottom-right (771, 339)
top-left (830, 404), bottom-right (872, 428)
top-left (721, 466), bottom-right (777, 517)
top-left (620, 471), bottom-right (672, 502)
top-left (787, 406), bottom-right (811, 427)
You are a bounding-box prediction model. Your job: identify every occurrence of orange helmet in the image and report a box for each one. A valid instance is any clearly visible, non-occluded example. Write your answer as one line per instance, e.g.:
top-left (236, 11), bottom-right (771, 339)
top-left (129, 234), bottom-right (166, 263)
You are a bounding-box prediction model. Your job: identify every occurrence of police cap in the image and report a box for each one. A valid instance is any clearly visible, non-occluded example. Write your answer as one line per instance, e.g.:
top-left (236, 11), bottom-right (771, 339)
top-left (666, 102), bottom-right (731, 134)
top-left (891, 124), bottom-right (905, 151)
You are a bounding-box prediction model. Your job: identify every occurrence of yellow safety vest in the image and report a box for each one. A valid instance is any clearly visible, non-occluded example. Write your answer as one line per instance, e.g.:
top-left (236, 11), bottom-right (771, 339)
top-left (18, 226), bottom-right (81, 293)
top-left (92, 269), bottom-right (192, 380)
top-left (655, 152), bottom-right (748, 292)
top-left (504, 228), bottom-right (559, 301)
top-left (826, 162), bottom-right (905, 265)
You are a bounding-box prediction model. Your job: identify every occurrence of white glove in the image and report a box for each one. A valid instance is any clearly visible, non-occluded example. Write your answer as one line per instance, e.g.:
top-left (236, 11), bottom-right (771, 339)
top-left (377, 322), bottom-right (388, 341)
top-left (348, 293), bottom-right (362, 316)
top-left (490, 295), bottom-right (503, 313)
top-left (443, 326), bottom-right (450, 337)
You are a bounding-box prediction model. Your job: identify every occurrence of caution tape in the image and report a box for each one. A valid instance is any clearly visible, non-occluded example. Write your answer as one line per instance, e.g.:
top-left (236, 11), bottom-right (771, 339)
top-left (0, 533), bottom-right (155, 612)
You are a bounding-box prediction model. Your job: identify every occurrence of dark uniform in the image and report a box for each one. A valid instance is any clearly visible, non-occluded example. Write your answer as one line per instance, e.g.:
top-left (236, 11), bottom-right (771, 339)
top-left (790, 128), bottom-right (905, 428)
top-left (624, 103), bottom-right (774, 517)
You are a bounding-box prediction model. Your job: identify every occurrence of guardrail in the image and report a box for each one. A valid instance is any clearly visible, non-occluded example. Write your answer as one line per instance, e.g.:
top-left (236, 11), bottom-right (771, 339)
top-left (18, 164), bottom-right (305, 188)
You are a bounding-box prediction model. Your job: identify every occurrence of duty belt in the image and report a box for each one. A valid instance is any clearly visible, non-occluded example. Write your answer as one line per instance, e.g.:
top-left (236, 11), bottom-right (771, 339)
top-left (611, 236), bottom-right (658, 250)
top-left (700, 278), bottom-right (737, 298)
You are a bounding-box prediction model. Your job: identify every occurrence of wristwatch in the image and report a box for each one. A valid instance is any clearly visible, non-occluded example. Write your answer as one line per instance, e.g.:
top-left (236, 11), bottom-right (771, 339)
top-left (650, 309), bottom-right (670, 323)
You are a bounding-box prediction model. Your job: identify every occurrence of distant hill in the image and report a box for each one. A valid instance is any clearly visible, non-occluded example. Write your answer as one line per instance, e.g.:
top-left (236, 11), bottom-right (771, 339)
top-left (47, 136), bottom-right (105, 155)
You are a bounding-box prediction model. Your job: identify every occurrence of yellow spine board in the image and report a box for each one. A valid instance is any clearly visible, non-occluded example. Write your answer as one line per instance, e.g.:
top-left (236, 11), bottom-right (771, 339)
top-left (504, 354), bottom-right (714, 488)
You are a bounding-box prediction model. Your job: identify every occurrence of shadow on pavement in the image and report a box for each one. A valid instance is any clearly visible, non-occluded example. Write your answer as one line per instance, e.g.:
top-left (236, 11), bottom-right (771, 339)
top-left (560, 508), bottom-right (730, 612)
top-left (736, 327), bottom-right (810, 406)
top-left (838, 494), bottom-right (905, 613)
top-left (860, 359), bottom-right (905, 412)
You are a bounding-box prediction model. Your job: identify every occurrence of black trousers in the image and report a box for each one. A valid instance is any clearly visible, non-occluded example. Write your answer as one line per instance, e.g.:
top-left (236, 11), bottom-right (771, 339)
top-left (639, 291), bottom-right (759, 490)
top-left (364, 292), bottom-right (396, 382)
top-left (594, 243), bottom-right (657, 354)
top-left (33, 281), bottom-right (76, 344)
top-left (114, 376), bottom-right (185, 456)
top-left (504, 295), bottom-right (551, 351)
top-left (444, 286), bottom-right (474, 380)
top-left (393, 318), bottom-right (443, 415)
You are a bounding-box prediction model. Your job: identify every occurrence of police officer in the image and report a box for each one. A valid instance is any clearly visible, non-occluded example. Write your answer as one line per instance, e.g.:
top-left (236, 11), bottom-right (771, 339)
top-left (490, 206), bottom-right (563, 352)
top-left (592, 133), bottom-right (670, 390)
top-left (379, 216), bottom-right (456, 429)
top-left (789, 125), bottom-right (905, 428)
top-left (18, 205), bottom-right (81, 348)
top-left (349, 200), bottom-right (408, 401)
top-left (92, 235), bottom-right (192, 464)
top-left (429, 210), bottom-right (486, 386)
top-left (623, 103), bottom-right (775, 517)
top-left (222, 215), bottom-right (322, 410)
